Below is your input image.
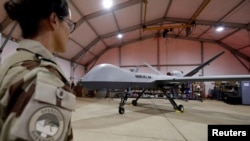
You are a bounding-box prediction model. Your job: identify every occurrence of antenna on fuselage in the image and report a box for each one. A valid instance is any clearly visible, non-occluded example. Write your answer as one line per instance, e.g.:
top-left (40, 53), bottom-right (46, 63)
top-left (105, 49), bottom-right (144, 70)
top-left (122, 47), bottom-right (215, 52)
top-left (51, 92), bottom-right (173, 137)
top-left (144, 62), bottom-right (164, 75)
top-left (135, 65), bottom-right (139, 72)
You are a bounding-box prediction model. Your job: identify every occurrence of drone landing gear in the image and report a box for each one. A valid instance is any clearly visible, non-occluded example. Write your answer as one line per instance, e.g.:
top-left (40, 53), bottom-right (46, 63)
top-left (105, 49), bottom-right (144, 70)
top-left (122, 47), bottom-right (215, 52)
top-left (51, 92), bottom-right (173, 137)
top-left (118, 88), bottom-right (184, 114)
top-left (119, 106), bottom-right (125, 114)
top-left (165, 93), bottom-right (184, 112)
top-left (118, 89), bottom-right (145, 114)
top-left (118, 92), bottom-right (129, 114)
top-left (132, 99), bottom-right (137, 106)
top-left (132, 89), bottom-right (146, 106)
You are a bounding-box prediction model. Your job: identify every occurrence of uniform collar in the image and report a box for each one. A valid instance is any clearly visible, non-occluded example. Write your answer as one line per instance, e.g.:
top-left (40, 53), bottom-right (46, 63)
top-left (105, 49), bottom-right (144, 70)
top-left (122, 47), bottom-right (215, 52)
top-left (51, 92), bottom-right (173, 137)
top-left (17, 39), bottom-right (68, 82)
top-left (17, 39), bottom-right (57, 63)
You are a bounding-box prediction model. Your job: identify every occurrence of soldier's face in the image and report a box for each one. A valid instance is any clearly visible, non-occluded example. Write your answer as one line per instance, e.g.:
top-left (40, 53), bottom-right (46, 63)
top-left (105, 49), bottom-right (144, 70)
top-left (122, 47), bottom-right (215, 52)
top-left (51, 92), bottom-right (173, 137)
top-left (53, 17), bottom-right (70, 53)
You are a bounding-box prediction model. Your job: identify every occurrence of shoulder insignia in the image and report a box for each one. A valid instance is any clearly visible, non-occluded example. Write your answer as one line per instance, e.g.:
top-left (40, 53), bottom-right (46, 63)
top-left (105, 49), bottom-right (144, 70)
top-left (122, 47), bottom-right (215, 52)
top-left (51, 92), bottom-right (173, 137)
top-left (29, 107), bottom-right (64, 141)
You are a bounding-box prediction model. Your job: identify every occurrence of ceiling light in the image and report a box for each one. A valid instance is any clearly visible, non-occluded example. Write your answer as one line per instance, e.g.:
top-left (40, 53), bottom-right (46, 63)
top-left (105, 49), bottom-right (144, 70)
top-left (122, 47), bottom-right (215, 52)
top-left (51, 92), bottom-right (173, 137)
top-left (117, 33), bottom-right (123, 39)
top-left (216, 26), bottom-right (224, 32)
top-left (103, 0), bottom-right (113, 9)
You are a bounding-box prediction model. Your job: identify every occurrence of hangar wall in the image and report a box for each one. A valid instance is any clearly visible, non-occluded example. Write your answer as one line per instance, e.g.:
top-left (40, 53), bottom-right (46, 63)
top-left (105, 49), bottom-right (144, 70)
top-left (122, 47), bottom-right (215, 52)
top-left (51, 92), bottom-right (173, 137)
top-left (94, 37), bottom-right (249, 96)
top-left (95, 38), bottom-right (249, 74)
top-left (0, 37), bottom-right (85, 83)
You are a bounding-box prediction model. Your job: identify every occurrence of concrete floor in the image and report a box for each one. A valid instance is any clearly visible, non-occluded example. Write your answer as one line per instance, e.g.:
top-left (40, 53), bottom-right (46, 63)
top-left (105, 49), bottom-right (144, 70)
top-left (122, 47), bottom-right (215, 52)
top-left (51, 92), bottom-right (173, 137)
top-left (71, 97), bottom-right (250, 141)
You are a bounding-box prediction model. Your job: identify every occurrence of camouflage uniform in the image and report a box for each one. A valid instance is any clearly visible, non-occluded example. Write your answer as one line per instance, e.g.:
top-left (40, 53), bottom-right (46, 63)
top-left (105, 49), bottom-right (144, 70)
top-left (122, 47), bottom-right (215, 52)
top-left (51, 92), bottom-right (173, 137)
top-left (0, 39), bottom-right (75, 141)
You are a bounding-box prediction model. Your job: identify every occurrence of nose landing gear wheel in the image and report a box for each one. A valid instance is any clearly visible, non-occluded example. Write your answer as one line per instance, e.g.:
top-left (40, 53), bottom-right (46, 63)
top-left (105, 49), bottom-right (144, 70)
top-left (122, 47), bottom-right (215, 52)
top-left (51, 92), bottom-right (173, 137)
top-left (119, 107), bottom-right (125, 114)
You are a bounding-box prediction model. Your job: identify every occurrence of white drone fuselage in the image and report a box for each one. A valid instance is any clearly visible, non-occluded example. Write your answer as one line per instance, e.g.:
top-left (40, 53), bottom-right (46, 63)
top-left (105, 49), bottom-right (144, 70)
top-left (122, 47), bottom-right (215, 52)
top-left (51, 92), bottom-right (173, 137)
top-left (81, 63), bottom-right (250, 90)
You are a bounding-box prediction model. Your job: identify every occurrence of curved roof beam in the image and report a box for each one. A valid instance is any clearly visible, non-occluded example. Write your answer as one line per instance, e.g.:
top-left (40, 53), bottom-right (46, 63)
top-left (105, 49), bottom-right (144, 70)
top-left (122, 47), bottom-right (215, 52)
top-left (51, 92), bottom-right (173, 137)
top-left (71, 17), bottom-right (250, 63)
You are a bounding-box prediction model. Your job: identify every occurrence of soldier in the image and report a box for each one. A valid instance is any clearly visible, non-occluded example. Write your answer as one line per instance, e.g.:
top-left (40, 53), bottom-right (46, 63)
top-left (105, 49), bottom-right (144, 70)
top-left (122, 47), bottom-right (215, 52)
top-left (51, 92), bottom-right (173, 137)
top-left (0, 0), bottom-right (76, 140)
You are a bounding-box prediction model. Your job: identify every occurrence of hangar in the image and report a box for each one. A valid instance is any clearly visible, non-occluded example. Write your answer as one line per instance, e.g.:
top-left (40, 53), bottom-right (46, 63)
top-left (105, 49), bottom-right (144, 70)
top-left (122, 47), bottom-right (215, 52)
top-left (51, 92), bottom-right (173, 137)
top-left (0, 0), bottom-right (250, 141)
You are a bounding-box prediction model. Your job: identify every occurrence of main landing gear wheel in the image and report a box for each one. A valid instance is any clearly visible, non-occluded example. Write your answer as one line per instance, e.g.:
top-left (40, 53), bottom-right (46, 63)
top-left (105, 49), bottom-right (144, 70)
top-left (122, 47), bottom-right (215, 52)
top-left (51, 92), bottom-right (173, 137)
top-left (119, 107), bottom-right (125, 114)
top-left (177, 105), bottom-right (184, 112)
top-left (132, 100), bottom-right (137, 106)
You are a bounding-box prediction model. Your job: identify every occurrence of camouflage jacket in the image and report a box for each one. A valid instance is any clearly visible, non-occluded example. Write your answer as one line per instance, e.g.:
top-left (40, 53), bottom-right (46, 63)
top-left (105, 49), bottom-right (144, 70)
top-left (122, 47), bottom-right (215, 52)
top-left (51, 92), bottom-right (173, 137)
top-left (0, 39), bottom-right (75, 141)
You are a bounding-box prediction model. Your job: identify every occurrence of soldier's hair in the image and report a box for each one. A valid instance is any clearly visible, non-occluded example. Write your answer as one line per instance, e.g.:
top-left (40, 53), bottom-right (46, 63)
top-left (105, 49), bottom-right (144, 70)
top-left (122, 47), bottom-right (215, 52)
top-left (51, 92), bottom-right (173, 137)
top-left (4, 0), bottom-right (69, 38)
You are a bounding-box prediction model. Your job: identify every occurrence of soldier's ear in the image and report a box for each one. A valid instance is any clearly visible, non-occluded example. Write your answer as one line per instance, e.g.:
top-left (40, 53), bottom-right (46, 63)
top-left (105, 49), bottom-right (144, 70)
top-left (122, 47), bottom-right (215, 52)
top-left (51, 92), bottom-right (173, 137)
top-left (49, 12), bottom-right (59, 32)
